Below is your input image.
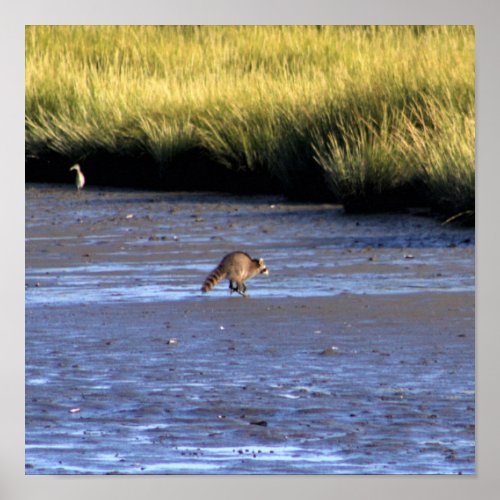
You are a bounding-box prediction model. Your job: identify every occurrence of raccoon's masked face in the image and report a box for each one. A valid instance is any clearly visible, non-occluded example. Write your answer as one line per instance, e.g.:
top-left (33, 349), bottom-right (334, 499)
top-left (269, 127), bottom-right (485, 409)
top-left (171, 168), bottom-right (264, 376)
top-left (256, 258), bottom-right (269, 275)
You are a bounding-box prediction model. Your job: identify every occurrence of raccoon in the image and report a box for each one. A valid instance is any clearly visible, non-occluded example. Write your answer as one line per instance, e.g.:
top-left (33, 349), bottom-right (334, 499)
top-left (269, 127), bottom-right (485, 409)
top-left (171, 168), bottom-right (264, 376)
top-left (201, 251), bottom-right (269, 297)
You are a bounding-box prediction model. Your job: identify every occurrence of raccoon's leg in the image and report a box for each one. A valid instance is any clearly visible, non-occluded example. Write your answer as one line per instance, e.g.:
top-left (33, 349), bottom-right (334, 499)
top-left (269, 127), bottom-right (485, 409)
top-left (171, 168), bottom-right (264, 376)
top-left (236, 282), bottom-right (248, 297)
top-left (229, 280), bottom-right (238, 294)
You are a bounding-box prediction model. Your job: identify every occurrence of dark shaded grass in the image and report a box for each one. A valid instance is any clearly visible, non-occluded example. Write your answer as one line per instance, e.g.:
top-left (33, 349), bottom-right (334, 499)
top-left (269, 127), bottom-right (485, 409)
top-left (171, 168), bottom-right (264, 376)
top-left (26, 149), bottom-right (283, 196)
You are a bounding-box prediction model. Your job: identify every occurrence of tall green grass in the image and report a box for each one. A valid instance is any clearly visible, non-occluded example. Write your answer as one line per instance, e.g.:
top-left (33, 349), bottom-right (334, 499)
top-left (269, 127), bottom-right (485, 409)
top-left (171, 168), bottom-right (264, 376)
top-left (25, 25), bottom-right (475, 216)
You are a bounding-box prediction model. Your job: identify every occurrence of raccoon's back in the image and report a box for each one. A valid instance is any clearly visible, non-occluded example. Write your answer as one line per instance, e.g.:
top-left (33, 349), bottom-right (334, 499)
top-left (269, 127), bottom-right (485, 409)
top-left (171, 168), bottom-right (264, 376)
top-left (220, 251), bottom-right (251, 267)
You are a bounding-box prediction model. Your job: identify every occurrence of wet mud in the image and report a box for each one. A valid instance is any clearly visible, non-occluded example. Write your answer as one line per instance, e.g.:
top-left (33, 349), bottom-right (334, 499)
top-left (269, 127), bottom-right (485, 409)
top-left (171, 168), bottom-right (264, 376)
top-left (25, 184), bottom-right (475, 474)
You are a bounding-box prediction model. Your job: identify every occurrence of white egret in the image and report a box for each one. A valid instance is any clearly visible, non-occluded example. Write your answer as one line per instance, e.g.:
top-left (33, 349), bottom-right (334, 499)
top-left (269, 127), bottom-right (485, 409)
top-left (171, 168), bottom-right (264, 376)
top-left (69, 164), bottom-right (85, 191)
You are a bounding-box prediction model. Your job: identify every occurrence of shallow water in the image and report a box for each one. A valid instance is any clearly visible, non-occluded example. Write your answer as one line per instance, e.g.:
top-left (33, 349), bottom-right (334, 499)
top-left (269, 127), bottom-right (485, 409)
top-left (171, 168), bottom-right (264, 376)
top-left (25, 185), bottom-right (474, 305)
top-left (25, 184), bottom-right (475, 474)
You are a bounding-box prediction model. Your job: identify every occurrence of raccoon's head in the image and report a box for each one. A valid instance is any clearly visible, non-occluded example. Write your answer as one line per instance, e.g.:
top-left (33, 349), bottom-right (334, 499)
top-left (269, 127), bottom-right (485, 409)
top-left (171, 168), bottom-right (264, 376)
top-left (255, 257), bottom-right (269, 275)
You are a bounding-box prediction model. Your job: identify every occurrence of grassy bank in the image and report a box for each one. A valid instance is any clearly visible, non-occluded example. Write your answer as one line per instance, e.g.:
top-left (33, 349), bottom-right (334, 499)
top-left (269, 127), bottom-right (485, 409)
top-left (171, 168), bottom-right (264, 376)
top-left (25, 25), bottom-right (475, 217)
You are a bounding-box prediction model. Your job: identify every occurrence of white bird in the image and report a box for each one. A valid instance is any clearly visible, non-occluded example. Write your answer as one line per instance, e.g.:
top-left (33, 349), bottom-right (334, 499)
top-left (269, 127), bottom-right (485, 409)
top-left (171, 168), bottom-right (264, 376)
top-left (69, 164), bottom-right (85, 191)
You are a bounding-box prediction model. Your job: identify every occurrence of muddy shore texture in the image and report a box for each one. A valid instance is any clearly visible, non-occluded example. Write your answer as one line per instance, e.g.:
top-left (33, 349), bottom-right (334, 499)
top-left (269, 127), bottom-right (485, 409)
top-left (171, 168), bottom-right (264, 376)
top-left (25, 184), bottom-right (475, 474)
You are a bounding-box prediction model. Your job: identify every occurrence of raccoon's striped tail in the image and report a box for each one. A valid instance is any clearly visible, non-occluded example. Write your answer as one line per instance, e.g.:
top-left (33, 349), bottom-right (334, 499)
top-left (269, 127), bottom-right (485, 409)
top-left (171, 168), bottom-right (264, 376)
top-left (201, 266), bottom-right (226, 293)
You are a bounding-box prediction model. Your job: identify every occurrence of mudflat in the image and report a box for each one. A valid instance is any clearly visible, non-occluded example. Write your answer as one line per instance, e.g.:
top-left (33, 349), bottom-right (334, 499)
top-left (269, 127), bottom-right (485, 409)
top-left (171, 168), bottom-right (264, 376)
top-left (25, 184), bottom-right (475, 474)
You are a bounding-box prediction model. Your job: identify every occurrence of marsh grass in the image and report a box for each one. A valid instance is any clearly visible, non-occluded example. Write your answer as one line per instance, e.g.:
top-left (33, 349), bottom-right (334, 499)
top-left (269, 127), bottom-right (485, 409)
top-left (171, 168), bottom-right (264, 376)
top-left (25, 25), bottom-right (475, 216)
